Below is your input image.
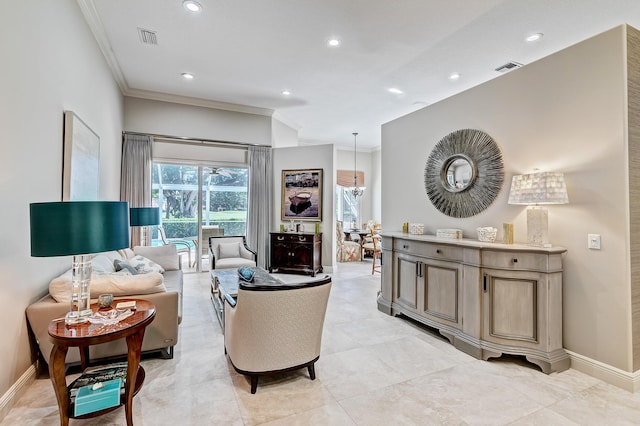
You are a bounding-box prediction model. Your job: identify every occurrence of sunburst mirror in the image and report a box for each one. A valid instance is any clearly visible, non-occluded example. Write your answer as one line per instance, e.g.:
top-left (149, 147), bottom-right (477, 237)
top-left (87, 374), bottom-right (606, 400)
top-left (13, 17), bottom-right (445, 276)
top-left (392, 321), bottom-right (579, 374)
top-left (424, 129), bottom-right (504, 218)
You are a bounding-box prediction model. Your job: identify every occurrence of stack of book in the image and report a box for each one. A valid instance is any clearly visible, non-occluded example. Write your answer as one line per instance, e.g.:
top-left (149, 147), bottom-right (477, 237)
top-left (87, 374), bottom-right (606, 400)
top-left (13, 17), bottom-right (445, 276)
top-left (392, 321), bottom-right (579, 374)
top-left (69, 362), bottom-right (127, 404)
top-left (436, 229), bottom-right (463, 239)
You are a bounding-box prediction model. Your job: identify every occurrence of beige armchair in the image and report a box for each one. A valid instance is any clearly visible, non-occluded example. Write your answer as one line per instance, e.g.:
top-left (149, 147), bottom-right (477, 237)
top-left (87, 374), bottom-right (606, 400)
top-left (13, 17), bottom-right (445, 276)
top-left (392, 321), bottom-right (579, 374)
top-left (209, 235), bottom-right (257, 270)
top-left (224, 276), bottom-right (332, 393)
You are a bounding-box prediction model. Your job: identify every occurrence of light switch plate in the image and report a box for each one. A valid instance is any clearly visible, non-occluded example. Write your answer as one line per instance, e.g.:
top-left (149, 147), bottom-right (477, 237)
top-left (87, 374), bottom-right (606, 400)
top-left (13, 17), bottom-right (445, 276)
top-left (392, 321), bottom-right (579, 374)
top-left (588, 234), bottom-right (601, 250)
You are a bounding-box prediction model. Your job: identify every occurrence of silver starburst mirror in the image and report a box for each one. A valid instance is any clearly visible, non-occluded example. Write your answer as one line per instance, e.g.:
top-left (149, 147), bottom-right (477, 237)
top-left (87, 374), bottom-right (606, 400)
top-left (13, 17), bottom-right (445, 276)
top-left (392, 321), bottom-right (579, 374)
top-left (424, 129), bottom-right (504, 218)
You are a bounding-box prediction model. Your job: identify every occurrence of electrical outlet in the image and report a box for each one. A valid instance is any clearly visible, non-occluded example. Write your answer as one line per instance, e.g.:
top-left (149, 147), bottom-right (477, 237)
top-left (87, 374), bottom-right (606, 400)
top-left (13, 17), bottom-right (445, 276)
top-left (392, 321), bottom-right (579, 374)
top-left (588, 234), bottom-right (601, 250)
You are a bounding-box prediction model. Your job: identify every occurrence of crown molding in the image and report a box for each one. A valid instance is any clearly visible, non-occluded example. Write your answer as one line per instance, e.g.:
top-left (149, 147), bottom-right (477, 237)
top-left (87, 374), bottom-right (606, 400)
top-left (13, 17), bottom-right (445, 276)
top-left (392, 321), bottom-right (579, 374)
top-left (77, 0), bottom-right (274, 118)
top-left (77, 0), bottom-right (129, 93)
top-left (125, 89), bottom-right (274, 117)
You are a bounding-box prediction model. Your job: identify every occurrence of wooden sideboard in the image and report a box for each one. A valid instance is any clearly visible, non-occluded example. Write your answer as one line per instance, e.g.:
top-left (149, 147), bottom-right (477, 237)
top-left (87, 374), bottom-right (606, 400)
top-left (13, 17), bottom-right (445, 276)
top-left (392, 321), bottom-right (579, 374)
top-left (378, 232), bottom-right (570, 374)
top-left (269, 232), bottom-right (323, 276)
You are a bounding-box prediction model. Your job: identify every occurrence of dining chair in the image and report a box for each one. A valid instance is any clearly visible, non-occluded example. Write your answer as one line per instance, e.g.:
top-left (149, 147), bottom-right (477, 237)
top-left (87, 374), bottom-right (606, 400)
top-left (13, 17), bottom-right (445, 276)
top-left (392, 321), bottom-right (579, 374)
top-left (362, 229), bottom-right (382, 274)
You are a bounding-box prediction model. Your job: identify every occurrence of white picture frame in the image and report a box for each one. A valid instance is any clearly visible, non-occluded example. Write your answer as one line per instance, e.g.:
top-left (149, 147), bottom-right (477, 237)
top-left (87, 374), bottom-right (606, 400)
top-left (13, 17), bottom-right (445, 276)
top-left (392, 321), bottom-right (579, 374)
top-left (62, 111), bottom-right (100, 201)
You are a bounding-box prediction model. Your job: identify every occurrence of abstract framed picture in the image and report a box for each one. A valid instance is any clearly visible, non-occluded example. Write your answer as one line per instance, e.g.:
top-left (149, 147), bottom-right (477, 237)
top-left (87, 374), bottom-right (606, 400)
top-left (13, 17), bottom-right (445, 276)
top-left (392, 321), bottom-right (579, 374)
top-left (281, 169), bottom-right (323, 221)
top-left (62, 111), bottom-right (100, 201)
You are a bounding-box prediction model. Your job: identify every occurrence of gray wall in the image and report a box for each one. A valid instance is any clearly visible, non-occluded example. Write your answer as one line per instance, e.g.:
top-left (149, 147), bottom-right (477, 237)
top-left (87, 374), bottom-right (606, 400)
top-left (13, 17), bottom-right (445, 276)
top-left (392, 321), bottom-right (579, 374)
top-left (273, 145), bottom-right (336, 272)
top-left (382, 26), bottom-right (631, 373)
top-left (0, 0), bottom-right (124, 413)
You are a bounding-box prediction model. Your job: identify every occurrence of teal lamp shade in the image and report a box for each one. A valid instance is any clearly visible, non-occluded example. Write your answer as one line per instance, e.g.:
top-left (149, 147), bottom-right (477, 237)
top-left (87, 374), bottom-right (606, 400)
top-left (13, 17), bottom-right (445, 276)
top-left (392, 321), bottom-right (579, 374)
top-left (130, 207), bottom-right (160, 227)
top-left (30, 201), bottom-right (130, 257)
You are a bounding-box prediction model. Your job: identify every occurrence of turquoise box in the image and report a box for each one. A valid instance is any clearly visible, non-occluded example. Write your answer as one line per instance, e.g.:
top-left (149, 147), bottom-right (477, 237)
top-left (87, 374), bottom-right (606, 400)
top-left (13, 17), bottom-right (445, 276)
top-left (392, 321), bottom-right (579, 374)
top-left (74, 378), bottom-right (122, 416)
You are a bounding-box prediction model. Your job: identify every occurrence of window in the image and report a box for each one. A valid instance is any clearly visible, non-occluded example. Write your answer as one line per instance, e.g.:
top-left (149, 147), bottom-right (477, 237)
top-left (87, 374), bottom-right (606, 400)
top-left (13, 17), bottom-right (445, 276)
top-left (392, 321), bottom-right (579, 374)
top-left (336, 169), bottom-right (364, 228)
top-left (336, 185), bottom-right (361, 228)
top-left (151, 163), bottom-right (248, 245)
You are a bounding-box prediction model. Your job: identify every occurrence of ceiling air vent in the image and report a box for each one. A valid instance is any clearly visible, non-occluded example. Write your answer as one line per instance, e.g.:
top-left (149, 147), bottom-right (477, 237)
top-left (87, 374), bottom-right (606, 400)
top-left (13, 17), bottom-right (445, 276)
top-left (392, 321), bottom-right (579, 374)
top-left (495, 61), bottom-right (522, 73)
top-left (137, 28), bottom-right (158, 45)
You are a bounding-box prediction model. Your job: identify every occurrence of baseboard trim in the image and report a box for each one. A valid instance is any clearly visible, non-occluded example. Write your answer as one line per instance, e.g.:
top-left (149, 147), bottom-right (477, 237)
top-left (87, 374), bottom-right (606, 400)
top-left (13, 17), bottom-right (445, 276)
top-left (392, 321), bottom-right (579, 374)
top-left (0, 364), bottom-right (37, 422)
top-left (567, 350), bottom-right (640, 392)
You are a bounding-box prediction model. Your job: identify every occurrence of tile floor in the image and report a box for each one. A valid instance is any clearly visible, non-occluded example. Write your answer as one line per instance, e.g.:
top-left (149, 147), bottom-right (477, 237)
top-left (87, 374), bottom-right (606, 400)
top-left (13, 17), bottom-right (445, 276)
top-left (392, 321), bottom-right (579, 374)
top-left (3, 261), bottom-right (640, 425)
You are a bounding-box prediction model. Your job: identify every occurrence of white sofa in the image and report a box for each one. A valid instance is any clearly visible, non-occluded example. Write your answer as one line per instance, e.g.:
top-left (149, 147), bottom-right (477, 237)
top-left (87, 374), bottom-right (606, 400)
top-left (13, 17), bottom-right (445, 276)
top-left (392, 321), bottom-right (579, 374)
top-left (26, 245), bottom-right (183, 368)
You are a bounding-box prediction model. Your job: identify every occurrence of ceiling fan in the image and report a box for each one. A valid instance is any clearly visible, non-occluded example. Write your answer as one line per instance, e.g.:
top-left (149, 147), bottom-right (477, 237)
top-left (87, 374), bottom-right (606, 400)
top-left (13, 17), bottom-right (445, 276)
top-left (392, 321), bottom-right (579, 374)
top-left (209, 167), bottom-right (232, 177)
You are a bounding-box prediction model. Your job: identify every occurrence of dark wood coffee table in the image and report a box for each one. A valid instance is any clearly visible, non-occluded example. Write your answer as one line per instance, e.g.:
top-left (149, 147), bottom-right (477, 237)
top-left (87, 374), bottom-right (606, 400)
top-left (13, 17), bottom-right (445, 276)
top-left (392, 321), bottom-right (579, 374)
top-left (48, 299), bottom-right (155, 426)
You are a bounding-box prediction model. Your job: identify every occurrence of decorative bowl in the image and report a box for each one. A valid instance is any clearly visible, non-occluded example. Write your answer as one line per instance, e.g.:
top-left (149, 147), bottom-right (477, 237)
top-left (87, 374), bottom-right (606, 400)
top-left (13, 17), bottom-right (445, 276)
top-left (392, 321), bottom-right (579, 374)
top-left (409, 223), bottom-right (425, 235)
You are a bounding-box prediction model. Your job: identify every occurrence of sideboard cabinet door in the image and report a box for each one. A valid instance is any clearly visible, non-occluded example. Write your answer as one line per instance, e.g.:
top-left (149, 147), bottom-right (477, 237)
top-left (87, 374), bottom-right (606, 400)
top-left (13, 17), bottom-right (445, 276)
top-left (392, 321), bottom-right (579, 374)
top-left (394, 253), bottom-right (420, 312)
top-left (421, 258), bottom-right (463, 329)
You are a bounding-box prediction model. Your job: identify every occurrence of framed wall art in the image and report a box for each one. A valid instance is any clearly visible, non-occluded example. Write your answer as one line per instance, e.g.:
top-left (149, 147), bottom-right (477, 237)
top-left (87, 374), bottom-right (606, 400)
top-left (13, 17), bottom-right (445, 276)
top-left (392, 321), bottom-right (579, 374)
top-left (281, 168), bottom-right (323, 221)
top-left (62, 111), bottom-right (100, 201)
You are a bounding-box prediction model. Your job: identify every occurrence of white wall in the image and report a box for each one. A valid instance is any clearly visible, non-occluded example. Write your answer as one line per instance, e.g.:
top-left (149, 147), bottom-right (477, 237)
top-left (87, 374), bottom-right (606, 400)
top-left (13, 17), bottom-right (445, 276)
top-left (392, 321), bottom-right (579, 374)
top-left (124, 97), bottom-right (273, 146)
top-left (371, 148), bottom-right (382, 222)
top-left (273, 145), bottom-right (335, 272)
top-left (0, 0), bottom-right (124, 415)
top-left (382, 26), bottom-right (630, 372)
top-left (271, 117), bottom-right (299, 148)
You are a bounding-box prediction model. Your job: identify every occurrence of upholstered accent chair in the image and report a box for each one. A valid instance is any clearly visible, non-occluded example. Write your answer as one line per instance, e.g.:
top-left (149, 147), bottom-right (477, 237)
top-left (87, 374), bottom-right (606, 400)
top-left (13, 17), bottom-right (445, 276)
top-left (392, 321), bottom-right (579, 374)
top-left (336, 220), bottom-right (361, 262)
top-left (224, 275), bottom-right (332, 393)
top-left (209, 235), bottom-right (257, 270)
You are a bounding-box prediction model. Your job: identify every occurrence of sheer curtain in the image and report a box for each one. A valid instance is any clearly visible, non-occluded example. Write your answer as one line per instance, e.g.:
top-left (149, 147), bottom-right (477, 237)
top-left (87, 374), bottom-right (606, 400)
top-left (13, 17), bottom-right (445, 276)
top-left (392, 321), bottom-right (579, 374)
top-left (246, 146), bottom-right (272, 269)
top-left (120, 133), bottom-right (153, 246)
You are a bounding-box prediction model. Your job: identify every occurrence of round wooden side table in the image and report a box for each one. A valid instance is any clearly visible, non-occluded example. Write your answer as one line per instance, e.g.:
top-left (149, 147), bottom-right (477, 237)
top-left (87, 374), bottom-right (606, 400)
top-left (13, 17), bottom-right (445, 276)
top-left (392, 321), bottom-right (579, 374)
top-left (47, 299), bottom-right (155, 426)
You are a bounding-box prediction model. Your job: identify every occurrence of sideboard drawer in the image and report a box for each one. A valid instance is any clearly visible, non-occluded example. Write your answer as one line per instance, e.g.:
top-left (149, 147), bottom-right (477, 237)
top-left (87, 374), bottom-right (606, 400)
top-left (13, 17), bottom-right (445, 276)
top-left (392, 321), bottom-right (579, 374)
top-left (273, 233), bottom-right (318, 244)
top-left (482, 250), bottom-right (550, 271)
top-left (394, 239), bottom-right (463, 262)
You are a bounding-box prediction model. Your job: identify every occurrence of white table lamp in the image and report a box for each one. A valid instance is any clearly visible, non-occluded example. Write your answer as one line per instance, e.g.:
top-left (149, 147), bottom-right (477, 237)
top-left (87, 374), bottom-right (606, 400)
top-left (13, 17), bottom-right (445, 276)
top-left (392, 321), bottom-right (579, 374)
top-left (508, 171), bottom-right (569, 246)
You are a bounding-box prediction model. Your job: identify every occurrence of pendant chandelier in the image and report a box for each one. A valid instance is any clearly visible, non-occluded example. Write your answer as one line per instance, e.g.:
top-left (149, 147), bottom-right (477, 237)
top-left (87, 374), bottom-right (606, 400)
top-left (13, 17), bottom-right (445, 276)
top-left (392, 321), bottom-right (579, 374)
top-left (351, 132), bottom-right (364, 198)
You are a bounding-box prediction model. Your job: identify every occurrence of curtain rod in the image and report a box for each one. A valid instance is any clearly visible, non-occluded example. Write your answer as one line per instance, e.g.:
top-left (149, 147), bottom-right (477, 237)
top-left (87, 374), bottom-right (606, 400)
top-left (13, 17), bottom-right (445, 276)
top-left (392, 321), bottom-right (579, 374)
top-left (122, 131), bottom-right (271, 149)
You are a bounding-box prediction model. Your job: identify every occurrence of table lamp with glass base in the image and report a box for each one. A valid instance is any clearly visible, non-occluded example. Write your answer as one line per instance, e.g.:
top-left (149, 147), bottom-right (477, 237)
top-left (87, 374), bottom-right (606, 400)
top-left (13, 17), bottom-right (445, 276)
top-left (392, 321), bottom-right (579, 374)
top-left (30, 201), bottom-right (130, 324)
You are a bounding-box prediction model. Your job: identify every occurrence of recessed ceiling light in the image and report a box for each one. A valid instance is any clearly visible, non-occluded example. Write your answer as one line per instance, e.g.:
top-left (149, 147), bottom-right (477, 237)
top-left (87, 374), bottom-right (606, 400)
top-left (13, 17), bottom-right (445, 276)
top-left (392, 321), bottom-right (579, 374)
top-left (183, 1), bottom-right (202, 13)
top-left (281, 90), bottom-right (291, 96)
top-left (525, 32), bottom-right (543, 42)
top-left (327, 38), bottom-right (341, 47)
top-left (449, 73), bottom-right (461, 81)
top-left (181, 72), bottom-right (194, 80)
top-left (388, 88), bottom-right (403, 95)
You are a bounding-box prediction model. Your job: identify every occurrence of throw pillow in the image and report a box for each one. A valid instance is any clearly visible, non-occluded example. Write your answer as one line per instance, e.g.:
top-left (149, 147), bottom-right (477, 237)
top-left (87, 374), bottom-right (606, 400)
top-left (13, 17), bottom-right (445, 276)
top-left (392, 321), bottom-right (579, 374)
top-left (122, 255), bottom-right (165, 274)
top-left (91, 255), bottom-right (117, 274)
top-left (133, 245), bottom-right (179, 271)
top-left (118, 248), bottom-right (136, 260)
top-left (49, 270), bottom-right (166, 303)
top-left (218, 242), bottom-right (240, 259)
top-left (114, 259), bottom-right (139, 275)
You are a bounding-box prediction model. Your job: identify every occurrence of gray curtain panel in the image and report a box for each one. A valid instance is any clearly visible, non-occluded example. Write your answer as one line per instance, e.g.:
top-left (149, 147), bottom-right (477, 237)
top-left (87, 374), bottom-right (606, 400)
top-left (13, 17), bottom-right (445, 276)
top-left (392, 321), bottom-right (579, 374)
top-left (120, 134), bottom-right (153, 247)
top-left (246, 146), bottom-right (272, 269)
